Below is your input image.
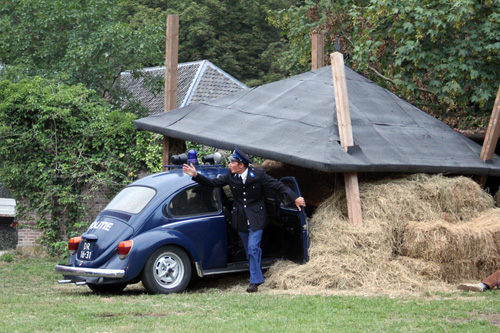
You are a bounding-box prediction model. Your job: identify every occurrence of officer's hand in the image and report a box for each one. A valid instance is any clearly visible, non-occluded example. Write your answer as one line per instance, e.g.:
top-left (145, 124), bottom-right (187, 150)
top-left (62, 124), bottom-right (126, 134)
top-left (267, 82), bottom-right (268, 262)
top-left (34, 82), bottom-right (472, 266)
top-left (295, 196), bottom-right (306, 211)
top-left (182, 163), bottom-right (197, 177)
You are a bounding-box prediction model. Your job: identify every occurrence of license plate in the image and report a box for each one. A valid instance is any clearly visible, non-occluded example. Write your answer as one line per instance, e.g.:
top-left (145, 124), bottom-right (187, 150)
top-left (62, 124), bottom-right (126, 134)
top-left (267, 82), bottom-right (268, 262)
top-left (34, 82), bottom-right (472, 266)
top-left (79, 241), bottom-right (94, 260)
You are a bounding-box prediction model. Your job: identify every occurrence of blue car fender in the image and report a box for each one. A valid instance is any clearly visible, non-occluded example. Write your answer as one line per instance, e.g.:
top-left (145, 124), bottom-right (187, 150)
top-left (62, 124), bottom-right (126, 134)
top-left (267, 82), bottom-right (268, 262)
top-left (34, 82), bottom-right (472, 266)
top-left (124, 227), bottom-right (200, 279)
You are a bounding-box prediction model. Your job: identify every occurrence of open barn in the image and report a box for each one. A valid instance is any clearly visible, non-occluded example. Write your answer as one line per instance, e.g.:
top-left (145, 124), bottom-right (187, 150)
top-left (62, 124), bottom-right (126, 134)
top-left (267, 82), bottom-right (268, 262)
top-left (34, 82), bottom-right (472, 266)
top-left (135, 63), bottom-right (500, 294)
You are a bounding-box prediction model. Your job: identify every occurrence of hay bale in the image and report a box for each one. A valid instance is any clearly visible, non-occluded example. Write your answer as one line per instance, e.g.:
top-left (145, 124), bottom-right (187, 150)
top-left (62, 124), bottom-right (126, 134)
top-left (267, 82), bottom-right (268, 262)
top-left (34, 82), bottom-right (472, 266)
top-left (266, 174), bottom-right (499, 294)
top-left (401, 214), bottom-right (500, 263)
top-left (401, 209), bottom-right (500, 282)
top-left (359, 174), bottom-right (494, 223)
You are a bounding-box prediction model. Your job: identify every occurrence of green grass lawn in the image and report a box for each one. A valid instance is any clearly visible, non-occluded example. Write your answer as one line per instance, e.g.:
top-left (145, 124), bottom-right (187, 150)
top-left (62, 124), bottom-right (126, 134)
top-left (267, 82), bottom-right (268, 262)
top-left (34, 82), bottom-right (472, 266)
top-left (1, 253), bottom-right (500, 332)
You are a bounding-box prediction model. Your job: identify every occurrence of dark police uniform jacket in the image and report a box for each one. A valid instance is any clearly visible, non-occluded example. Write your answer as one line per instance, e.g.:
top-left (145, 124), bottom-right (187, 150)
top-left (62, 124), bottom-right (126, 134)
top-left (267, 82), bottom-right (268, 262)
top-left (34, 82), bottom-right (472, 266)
top-left (192, 166), bottom-right (299, 232)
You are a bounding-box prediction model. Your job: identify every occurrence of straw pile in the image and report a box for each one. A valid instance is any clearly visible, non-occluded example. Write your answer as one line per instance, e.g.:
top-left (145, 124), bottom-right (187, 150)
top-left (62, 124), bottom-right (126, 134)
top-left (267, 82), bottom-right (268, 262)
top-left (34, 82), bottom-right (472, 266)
top-left (266, 174), bottom-right (500, 294)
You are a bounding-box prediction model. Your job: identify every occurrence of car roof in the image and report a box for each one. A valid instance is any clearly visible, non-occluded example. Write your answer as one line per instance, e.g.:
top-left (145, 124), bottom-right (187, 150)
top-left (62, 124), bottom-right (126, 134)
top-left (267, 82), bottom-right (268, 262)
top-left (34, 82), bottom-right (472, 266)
top-left (128, 167), bottom-right (227, 196)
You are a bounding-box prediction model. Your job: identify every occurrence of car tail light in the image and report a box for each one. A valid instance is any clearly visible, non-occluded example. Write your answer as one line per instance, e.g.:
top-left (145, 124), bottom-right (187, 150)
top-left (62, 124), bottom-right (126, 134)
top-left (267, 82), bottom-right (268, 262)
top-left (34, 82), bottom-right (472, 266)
top-left (68, 237), bottom-right (82, 255)
top-left (117, 240), bottom-right (133, 259)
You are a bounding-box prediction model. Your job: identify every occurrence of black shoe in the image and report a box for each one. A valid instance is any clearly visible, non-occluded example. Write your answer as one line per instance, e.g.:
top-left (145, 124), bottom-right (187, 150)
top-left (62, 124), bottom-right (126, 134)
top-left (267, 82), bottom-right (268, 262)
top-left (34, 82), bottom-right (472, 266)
top-left (246, 284), bottom-right (258, 293)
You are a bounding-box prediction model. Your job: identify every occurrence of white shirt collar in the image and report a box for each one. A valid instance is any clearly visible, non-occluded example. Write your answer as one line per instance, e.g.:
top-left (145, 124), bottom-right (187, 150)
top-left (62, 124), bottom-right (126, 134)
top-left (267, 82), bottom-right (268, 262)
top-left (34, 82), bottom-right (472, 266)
top-left (240, 168), bottom-right (249, 183)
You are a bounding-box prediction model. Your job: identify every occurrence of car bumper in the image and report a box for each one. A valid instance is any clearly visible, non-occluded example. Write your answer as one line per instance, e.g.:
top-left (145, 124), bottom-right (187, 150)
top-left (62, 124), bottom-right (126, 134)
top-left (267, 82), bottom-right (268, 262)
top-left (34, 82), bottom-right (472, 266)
top-left (54, 264), bottom-right (125, 278)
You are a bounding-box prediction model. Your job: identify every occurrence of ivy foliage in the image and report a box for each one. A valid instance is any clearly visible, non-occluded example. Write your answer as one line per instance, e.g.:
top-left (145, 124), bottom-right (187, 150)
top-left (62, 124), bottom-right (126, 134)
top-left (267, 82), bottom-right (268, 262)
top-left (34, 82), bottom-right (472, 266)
top-left (0, 77), bottom-right (162, 252)
top-left (269, 0), bottom-right (500, 128)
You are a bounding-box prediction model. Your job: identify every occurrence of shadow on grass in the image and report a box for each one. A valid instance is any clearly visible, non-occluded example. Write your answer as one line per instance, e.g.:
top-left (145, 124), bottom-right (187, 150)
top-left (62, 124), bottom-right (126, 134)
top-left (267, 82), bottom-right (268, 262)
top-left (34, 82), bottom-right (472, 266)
top-left (55, 271), bottom-right (250, 296)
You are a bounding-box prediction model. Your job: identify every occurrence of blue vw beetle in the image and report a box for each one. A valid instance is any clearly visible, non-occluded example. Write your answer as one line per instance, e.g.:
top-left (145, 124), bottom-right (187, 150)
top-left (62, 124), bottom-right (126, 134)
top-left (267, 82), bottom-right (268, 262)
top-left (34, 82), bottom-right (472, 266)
top-left (55, 164), bottom-right (309, 294)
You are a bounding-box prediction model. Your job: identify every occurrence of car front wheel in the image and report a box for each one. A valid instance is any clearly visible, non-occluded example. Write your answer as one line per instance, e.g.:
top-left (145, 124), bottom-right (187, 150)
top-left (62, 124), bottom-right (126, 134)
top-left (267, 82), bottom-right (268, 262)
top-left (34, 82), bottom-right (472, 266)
top-left (141, 246), bottom-right (192, 294)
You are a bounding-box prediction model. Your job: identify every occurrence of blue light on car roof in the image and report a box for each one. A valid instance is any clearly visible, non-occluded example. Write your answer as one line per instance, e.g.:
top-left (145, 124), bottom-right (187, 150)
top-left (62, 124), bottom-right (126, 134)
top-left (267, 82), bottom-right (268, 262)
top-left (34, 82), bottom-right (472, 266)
top-left (187, 149), bottom-right (198, 165)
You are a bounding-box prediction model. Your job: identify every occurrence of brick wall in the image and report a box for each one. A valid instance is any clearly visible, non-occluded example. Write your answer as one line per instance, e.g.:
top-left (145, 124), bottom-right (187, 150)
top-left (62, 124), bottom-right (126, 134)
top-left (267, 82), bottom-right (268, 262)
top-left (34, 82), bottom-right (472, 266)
top-left (82, 188), bottom-right (111, 223)
top-left (16, 187), bottom-right (112, 252)
top-left (16, 208), bottom-right (45, 253)
top-left (17, 224), bottom-right (43, 252)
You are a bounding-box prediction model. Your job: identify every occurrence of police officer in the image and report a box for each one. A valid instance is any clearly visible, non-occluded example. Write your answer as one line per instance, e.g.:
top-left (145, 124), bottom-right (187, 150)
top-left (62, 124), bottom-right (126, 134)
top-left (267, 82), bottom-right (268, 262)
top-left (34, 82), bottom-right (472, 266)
top-left (183, 147), bottom-right (306, 292)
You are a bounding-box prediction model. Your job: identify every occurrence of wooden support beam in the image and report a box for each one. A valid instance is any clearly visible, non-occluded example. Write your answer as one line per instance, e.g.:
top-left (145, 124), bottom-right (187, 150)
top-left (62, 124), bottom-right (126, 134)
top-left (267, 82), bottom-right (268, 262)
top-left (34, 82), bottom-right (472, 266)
top-left (480, 84), bottom-right (500, 161)
top-left (331, 53), bottom-right (353, 149)
top-left (164, 14), bottom-right (179, 112)
top-left (163, 14), bottom-right (184, 170)
top-left (330, 52), bottom-right (363, 226)
top-left (311, 33), bottom-right (325, 70)
top-left (478, 84), bottom-right (500, 187)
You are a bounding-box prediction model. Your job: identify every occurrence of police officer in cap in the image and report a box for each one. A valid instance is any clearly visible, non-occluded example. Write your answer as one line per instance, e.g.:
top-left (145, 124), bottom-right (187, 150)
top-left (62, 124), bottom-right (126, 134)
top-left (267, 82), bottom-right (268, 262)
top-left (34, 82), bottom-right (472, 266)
top-left (183, 147), bottom-right (306, 292)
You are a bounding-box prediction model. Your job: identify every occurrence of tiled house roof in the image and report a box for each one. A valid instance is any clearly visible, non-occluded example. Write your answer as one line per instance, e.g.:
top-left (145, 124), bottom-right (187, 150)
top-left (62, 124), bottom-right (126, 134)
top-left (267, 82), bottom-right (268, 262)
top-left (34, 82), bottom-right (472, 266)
top-left (120, 60), bottom-right (248, 116)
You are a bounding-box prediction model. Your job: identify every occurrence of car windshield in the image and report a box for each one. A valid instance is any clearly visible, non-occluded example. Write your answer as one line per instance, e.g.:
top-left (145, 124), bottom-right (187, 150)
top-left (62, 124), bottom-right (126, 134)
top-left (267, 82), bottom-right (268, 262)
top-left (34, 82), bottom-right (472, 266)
top-left (105, 186), bottom-right (156, 214)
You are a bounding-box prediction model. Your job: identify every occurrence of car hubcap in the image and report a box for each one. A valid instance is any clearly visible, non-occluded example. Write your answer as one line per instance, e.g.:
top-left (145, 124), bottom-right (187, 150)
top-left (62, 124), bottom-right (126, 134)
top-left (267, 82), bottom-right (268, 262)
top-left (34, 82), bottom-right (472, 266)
top-left (153, 252), bottom-right (184, 288)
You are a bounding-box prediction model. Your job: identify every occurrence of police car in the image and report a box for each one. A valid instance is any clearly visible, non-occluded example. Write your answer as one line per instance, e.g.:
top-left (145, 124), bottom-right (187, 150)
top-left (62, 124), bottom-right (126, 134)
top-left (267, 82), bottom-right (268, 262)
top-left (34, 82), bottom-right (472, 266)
top-left (55, 152), bottom-right (309, 294)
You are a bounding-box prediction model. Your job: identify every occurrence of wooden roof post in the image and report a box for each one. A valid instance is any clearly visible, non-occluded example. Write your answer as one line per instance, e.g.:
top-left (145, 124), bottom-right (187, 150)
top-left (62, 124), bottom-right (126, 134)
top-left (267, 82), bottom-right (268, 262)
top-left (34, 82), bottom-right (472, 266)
top-left (163, 14), bottom-right (185, 170)
top-left (164, 14), bottom-right (179, 113)
top-left (330, 52), bottom-right (363, 226)
top-left (478, 83), bottom-right (500, 187)
top-left (311, 33), bottom-right (325, 70)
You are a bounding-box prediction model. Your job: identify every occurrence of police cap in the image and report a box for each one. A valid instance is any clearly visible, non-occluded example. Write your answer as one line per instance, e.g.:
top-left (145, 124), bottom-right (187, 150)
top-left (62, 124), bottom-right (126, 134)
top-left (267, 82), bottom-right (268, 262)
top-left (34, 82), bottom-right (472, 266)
top-left (229, 147), bottom-right (252, 165)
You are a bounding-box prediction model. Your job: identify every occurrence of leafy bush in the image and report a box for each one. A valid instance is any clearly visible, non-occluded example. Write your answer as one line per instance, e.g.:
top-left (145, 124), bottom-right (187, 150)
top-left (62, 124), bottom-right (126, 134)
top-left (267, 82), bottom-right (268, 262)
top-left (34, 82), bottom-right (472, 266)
top-left (0, 77), bottom-right (162, 254)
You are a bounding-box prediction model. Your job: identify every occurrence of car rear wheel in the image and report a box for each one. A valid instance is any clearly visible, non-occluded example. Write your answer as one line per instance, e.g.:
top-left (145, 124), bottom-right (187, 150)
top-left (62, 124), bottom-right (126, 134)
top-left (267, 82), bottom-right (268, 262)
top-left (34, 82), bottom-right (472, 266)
top-left (141, 246), bottom-right (192, 294)
top-left (87, 283), bottom-right (127, 294)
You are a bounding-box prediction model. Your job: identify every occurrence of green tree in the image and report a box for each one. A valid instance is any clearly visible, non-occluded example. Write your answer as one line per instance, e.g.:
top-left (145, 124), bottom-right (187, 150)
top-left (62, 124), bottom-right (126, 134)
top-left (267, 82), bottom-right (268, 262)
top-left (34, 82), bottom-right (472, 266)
top-left (139, 0), bottom-right (300, 86)
top-left (1, 0), bottom-right (300, 93)
top-left (269, 0), bottom-right (500, 128)
top-left (0, 77), bottom-right (162, 252)
top-left (0, 0), bottom-right (165, 100)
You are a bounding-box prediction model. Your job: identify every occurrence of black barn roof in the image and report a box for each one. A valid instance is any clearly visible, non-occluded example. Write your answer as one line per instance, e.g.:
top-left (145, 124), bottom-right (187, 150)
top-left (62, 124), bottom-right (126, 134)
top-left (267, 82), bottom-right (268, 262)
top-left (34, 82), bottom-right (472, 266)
top-left (135, 65), bottom-right (500, 176)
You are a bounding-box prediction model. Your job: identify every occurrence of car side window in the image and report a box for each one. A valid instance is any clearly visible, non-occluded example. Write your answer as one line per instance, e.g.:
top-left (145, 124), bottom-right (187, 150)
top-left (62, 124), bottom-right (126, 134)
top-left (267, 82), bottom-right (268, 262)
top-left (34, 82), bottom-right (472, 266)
top-left (279, 179), bottom-right (298, 209)
top-left (168, 185), bottom-right (221, 217)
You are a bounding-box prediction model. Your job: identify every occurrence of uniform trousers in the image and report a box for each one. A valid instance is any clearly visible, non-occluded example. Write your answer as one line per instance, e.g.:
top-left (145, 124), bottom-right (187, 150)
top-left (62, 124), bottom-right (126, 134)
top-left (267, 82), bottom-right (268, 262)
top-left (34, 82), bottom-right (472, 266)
top-left (482, 270), bottom-right (500, 289)
top-left (238, 228), bottom-right (265, 285)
